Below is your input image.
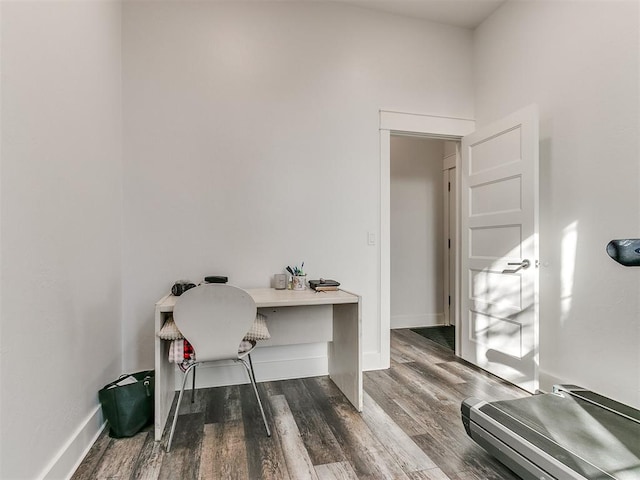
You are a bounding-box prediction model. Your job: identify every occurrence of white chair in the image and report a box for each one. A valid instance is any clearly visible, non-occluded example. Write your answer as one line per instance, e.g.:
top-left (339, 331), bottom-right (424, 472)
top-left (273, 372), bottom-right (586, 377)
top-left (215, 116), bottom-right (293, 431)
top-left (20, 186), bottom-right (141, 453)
top-left (166, 284), bottom-right (271, 452)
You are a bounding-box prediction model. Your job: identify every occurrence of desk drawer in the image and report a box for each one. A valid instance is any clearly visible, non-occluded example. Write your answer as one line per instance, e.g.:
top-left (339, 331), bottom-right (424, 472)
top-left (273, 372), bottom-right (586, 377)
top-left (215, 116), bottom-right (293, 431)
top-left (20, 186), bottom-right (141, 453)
top-left (257, 305), bottom-right (332, 347)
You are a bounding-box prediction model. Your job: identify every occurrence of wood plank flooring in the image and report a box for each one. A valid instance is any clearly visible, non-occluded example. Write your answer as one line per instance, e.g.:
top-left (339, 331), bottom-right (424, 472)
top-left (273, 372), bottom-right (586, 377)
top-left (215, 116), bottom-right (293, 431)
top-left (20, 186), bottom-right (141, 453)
top-left (72, 329), bottom-right (529, 480)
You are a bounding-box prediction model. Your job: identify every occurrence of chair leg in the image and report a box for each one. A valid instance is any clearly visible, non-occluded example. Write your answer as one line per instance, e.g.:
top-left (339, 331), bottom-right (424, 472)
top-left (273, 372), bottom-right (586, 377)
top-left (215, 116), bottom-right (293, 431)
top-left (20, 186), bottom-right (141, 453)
top-left (166, 362), bottom-right (198, 452)
top-left (247, 353), bottom-right (258, 385)
top-left (240, 355), bottom-right (271, 437)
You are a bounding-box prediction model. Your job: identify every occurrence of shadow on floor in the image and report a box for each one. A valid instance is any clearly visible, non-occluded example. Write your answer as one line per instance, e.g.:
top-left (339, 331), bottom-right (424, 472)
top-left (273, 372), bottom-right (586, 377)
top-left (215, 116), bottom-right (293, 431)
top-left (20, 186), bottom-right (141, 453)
top-left (410, 326), bottom-right (455, 350)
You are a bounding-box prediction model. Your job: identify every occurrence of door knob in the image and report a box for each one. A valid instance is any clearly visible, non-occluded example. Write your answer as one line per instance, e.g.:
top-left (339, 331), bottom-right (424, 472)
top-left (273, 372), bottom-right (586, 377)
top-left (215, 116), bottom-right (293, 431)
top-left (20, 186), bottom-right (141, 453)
top-left (502, 259), bottom-right (530, 273)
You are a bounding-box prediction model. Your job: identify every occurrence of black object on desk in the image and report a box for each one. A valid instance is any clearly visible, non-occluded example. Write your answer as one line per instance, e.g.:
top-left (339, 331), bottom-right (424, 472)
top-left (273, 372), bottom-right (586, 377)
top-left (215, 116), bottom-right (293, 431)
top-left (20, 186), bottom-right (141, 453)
top-left (171, 281), bottom-right (196, 296)
top-left (309, 279), bottom-right (340, 291)
top-left (204, 275), bottom-right (228, 284)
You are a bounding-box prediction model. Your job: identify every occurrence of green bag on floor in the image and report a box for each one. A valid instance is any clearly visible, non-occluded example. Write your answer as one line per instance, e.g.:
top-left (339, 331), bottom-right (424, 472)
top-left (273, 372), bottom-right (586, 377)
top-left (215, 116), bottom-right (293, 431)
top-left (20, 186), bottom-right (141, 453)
top-left (98, 370), bottom-right (154, 438)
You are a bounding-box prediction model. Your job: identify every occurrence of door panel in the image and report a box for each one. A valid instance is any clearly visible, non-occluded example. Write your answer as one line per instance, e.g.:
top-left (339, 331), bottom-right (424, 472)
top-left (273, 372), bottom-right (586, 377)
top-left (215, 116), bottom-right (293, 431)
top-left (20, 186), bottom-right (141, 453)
top-left (470, 270), bottom-right (522, 311)
top-left (461, 105), bottom-right (539, 393)
top-left (469, 126), bottom-right (521, 174)
top-left (470, 312), bottom-right (522, 358)
top-left (470, 225), bottom-right (522, 257)
top-left (471, 176), bottom-right (521, 215)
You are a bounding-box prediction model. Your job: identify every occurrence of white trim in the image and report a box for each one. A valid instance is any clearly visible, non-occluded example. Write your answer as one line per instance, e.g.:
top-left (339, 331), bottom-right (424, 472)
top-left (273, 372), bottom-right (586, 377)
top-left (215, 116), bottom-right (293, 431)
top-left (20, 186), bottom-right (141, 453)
top-left (363, 350), bottom-right (383, 372)
top-left (379, 110), bottom-right (474, 368)
top-left (443, 168), bottom-right (451, 326)
top-left (380, 110), bottom-right (474, 137)
top-left (443, 153), bottom-right (456, 170)
top-left (391, 313), bottom-right (444, 329)
top-left (0, 4), bottom-right (4, 477)
top-left (379, 130), bottom-right (391, 370)
top-left (38, 405), bottom-right (106, 480)
top-left (454, 143), bottom-right (462, 353)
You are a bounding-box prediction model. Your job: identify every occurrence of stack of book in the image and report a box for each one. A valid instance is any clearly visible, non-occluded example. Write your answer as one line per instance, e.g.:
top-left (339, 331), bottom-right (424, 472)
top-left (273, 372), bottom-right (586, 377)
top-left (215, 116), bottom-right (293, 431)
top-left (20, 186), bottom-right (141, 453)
top-left (309, 279), bottom-right (340, 292)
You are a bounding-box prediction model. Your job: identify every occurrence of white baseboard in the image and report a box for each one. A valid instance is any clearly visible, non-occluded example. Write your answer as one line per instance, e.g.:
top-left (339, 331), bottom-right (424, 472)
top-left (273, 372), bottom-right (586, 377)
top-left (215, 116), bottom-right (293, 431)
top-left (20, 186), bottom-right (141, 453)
top-left (38, 405), bottom-right (106, 480)
top-left (178, 351), bottom-right (330, 390)
top-left (364, 350), bottom-right (386, 371)
top-left (390, 313), bottom-right (444, 329)
top-left (174, 344), bottom-right (390, 389)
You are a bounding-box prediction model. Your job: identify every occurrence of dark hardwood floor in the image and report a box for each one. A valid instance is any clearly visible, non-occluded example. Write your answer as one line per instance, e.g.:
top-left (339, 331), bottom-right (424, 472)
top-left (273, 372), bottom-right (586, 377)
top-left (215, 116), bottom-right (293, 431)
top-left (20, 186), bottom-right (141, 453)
top-left (72, 329), bottom-right (529, 479)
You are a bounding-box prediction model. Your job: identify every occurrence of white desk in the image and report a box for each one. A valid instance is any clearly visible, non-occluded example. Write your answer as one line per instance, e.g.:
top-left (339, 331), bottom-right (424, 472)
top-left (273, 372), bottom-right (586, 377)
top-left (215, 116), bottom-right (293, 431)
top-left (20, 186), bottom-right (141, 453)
top-left (154, 287), bottom-right (362, 441)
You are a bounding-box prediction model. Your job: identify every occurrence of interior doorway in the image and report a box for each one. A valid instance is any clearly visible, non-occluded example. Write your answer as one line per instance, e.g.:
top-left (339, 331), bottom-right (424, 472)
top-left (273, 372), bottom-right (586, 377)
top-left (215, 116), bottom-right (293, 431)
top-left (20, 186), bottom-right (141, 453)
top-left (378, 110), bottom-right (475, 367)
top-left (379, 107), bottom-right (539, 393)
top-left (390, 135), bottom-right (458, 337)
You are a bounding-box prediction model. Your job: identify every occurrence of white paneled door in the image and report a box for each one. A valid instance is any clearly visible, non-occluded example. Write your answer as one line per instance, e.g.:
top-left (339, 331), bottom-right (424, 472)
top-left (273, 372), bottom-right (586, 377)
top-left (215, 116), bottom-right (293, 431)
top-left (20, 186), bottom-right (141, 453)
top-left (460, 105), bottom-right (539, 393)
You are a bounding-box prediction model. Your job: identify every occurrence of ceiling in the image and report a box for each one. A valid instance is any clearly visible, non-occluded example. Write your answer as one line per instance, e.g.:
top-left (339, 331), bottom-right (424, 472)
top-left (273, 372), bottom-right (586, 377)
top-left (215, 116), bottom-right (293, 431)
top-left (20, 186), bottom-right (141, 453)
top-left (133, 0), bottom-right (507, 30)
top-left (339, 0), bottom-right (507, 29)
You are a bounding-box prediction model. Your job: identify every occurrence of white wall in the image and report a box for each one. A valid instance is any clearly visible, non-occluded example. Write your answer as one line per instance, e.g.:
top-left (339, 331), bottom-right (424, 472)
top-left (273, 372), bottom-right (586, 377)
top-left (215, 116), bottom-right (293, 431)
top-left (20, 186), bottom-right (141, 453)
top-left (390, 136), bottom-right (444, 328)
top-left (0, 2), bottom-right (123, 478)
top-left (121, 2), bottom-right (474, 374)
top-left (474, 1), bottom-right (640, 407)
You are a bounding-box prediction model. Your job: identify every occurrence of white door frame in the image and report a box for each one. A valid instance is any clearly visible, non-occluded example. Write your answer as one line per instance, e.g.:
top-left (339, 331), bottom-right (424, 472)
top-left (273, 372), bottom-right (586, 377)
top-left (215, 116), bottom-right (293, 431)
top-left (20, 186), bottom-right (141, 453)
top-left (379, 110), bottom-right (474, 367)
top-left (442, 155), bottom-right (457, 327)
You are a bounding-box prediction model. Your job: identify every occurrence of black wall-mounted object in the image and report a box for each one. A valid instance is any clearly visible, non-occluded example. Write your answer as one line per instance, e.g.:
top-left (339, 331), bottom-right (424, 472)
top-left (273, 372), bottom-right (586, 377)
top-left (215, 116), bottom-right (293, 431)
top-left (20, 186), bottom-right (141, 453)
top-left (606, 239), bottom-right (640, 266)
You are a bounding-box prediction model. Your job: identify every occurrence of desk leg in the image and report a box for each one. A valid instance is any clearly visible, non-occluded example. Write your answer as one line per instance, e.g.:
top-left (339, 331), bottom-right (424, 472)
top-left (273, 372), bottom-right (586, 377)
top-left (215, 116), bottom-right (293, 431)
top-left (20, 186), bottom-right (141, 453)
top-left (154, 311), bottom-right (176, 442)
top-left (329, 301), bottom-right (362, 411)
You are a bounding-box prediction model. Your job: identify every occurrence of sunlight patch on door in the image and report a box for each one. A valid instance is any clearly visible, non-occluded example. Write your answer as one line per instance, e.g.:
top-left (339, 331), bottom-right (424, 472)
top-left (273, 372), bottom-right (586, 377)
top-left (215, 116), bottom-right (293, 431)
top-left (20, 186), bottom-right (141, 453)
top-left (470, 311), bottom-right (522, 358)
top-left (470, 269), bottom-right (522, 312)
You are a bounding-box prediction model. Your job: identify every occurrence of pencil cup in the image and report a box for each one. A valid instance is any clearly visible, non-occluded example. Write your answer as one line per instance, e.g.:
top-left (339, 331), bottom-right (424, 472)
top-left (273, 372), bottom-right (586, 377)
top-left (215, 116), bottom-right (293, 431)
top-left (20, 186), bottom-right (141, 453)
top-left (292, 275), bottom-right (307, 291)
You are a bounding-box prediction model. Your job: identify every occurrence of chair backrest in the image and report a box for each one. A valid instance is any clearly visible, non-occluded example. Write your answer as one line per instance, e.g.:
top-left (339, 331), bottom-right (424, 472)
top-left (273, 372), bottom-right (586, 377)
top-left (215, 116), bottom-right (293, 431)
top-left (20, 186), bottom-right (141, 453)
top-left (172, 284), bottom-right (257, 362)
